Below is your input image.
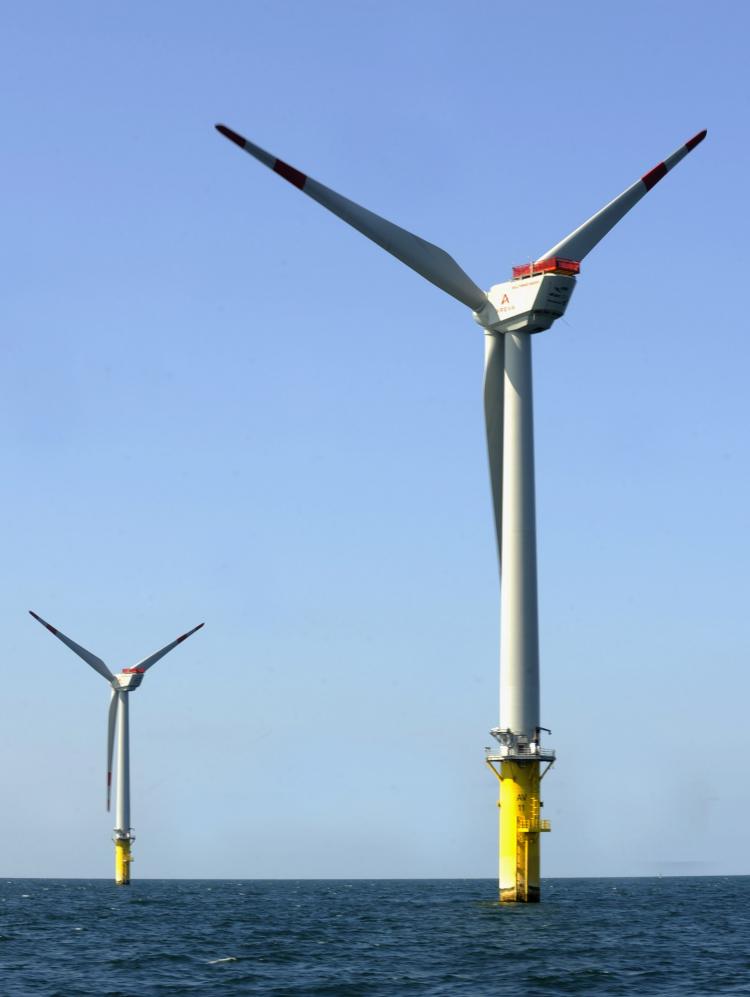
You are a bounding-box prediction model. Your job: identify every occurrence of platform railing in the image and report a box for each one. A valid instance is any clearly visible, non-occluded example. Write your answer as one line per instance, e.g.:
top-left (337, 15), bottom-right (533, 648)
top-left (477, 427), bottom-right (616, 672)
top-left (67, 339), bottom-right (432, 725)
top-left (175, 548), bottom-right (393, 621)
top-left (485, 742), bottom-right (556, 761)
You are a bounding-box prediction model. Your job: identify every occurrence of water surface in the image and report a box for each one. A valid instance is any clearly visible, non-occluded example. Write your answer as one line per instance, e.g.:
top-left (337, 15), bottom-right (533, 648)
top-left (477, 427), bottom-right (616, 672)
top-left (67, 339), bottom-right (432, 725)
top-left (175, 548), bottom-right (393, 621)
top-left (2, 877), bottom-right (748, 995)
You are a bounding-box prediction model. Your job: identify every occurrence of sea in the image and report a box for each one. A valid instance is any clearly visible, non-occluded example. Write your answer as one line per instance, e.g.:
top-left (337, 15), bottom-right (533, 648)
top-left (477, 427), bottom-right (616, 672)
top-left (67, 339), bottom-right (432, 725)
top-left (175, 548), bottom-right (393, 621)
top-left (1, 877), bottom-right (749, 996)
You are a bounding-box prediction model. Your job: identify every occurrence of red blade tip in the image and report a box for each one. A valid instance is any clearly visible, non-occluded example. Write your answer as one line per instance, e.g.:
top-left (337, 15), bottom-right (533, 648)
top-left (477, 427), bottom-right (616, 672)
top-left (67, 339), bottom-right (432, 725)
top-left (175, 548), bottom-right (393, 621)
top-left (215, 124), bottom-right (246, 148)
top-left (685, 129), bottom-right (707, 151)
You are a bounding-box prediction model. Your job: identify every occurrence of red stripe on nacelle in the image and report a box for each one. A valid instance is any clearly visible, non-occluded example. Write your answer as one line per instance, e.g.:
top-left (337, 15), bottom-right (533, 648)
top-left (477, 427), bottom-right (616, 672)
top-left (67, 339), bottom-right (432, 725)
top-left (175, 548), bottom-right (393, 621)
top-left (274, 159), bottom-right (307, 190)
top-left (642, 162), bottom-right (667, 191)
top-left (685, 129), bottom-right (707, 151)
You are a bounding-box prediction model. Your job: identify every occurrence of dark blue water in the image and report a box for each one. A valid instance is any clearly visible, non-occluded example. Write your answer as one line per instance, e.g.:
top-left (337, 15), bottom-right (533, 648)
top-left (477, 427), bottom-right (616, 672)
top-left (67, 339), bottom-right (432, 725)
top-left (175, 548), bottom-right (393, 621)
top-left (2, 877), bottom-right (749, 995)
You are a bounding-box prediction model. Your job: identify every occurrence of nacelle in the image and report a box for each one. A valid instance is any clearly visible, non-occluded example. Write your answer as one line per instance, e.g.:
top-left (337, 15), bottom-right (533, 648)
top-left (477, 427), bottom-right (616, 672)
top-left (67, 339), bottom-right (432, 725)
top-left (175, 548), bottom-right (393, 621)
top-left (478, 274), bottom-right (576, 334)
top-left (115, 671), bottom-right (144, 691)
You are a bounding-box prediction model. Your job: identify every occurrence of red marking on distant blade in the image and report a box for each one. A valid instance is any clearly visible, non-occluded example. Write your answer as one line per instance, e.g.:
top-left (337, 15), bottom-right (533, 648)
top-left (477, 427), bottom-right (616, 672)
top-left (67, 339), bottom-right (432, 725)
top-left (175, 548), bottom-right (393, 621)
top-left (274, 159), bottom-right (307, 189)
top-left (215, 124), bottom-right (246, 148)
top-left (642, 162), bottom-right (667, 191)
top-left (46, 624), bottom-right (58, 635)
top-left (685, 129), bottom-right (707, 151)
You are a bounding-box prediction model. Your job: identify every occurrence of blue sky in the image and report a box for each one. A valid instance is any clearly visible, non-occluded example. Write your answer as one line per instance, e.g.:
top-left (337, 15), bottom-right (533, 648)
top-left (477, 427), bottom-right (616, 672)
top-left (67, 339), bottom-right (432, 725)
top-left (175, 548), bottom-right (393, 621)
top-left (2, 0), bottom-right (747, 879)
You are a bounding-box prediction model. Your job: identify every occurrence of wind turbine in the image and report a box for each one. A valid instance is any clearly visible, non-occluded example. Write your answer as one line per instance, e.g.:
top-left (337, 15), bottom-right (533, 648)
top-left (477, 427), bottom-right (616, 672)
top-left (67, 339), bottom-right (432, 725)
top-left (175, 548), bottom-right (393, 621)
top-left (30, 610), bottom-right (204, 885)
top-left (215, 122), bottom-right (706, 901)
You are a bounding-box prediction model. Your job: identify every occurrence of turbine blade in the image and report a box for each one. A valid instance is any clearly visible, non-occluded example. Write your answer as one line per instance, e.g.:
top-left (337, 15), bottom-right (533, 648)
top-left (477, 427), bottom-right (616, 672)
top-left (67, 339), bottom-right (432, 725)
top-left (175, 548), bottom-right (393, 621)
top-left (483, 334), bottom-right (504, 571)
top-left (215, 124), bottom-right (488, 312)
top-left (107, 689), bottom-right (117, 812)
top-left (131, 622), bottom-right (204, 674)
top-left (536, 129), bottom-right (707, 264)
top-left (29, 610), bottom-right (115, 683)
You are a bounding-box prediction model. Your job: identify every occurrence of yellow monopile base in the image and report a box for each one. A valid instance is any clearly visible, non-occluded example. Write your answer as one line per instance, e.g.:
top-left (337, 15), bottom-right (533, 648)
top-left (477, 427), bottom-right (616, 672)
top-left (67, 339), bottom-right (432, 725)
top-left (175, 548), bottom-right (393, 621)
top-left (114, 838), bottom-right (132, 886)
top-left (499, 761), bottom-right (540, 902)
top-left (487, 759), bottom-right (550, 902)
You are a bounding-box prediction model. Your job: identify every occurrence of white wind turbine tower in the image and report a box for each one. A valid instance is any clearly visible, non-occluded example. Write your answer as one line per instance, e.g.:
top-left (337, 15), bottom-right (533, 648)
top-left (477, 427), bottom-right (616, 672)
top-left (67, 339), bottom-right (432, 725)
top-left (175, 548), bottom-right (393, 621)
top-left (215, 123), bottom-right (706, 901)
top-left (30, 610), bottom-right (204, 884)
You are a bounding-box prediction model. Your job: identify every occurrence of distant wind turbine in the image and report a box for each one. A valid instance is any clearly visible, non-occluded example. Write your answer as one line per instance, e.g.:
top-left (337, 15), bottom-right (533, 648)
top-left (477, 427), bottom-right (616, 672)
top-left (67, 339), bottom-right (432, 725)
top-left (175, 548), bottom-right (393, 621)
top-left (215, 122), bottom-right (706, 901)
top-left (30, 610), bottom-right (204, 885)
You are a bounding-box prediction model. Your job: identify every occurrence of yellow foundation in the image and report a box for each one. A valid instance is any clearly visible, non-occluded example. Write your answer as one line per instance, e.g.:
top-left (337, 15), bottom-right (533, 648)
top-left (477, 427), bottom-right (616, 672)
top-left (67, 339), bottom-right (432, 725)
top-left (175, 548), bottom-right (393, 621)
top-left (114, 838), bottom-right (132, 886)
top-left (487, 758), bottom-right (550, 902)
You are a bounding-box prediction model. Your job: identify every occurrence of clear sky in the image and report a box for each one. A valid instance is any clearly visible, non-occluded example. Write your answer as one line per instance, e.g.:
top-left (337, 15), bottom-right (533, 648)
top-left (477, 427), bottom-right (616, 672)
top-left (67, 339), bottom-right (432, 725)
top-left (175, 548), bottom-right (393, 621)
top-left (3, 0), bottom-right (747, 879)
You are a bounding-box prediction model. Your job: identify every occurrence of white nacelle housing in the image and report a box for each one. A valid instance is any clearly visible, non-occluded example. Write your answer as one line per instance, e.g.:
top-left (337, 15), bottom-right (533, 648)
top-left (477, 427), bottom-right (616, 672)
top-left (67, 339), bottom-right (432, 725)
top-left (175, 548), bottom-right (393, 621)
top-left (481, 274), bottom-right (576, 334)
top-left (116, 672), bottom-right (144, 691)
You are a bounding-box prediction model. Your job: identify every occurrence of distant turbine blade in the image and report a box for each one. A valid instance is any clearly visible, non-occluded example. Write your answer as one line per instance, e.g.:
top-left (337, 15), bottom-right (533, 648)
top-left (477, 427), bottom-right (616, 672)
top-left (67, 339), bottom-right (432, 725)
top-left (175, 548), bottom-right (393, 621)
top-left (131, 622), bottom-right (205, 674)
top-left (29, 610), bottom-right (115, 683)
top-left (215, 124), bottom-right (488, 312)
top-left (537, 129), bottom-right (707, 264)
top-left (107, 689), bottom-right (117, 812)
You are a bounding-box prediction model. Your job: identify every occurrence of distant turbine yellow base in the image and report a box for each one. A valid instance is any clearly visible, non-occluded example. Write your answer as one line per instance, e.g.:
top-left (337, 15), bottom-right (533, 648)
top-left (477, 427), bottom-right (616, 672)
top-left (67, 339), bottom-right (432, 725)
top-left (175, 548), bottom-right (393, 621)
top-left (487, 759), bottom-right (550, 902)
top-left (114, 839), bottom-right (132, 886)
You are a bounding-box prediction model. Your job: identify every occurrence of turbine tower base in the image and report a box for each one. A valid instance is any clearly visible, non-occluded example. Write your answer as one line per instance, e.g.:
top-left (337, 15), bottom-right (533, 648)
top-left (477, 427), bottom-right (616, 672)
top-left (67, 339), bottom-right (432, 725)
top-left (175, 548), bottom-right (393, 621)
top-left (486, 752), bottom-right (552, 903)
top-left (114, 835), bottom-right (133, 886)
